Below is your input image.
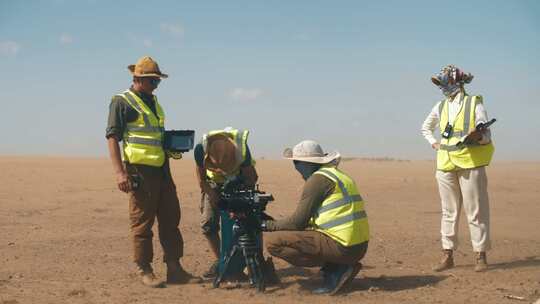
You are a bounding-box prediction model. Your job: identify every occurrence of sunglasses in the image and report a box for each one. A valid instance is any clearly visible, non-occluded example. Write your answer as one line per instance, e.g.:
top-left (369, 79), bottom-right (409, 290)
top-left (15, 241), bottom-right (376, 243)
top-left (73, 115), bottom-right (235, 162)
top-left (147, 78), bottom-right (161, 86)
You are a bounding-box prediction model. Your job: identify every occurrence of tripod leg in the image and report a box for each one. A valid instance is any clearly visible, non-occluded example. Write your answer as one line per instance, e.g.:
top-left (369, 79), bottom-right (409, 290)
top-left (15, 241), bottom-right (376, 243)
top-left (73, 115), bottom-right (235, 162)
top-left (213, 245), bottom-right (239, 288)
top-left (243, 248), bottom-right (265, 292)
top-left (253, 253), bottom-right (266, 292)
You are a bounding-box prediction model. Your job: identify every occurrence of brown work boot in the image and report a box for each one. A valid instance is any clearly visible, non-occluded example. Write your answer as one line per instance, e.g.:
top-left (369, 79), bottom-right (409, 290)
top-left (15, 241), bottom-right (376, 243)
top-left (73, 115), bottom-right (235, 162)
top-left (432, 249), bottom-right (454, 272)
top-left (166, 261), bottom-right (202, 284)
top-left (474, 252), bottom-right (488, 272)
top-left (137, 264), bottom-right (164, 288)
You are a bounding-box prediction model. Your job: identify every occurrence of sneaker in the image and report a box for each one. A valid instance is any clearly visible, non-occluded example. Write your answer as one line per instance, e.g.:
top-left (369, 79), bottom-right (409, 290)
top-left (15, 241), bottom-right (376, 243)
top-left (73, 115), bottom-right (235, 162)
top-left (137, 264), bottom-right (165, 288)
top-left (329, 263), bottom-right (362, 295)
top-left (340, 263), bottom-right (362, 288)
top-left (474, 252), bottom-right (488, 272)
top-left (312, 263), bottom-right (360, 295)
top-left (432, 249), bottom-right (454, 272)
top-left (202, 260), bottom-right (219, 280)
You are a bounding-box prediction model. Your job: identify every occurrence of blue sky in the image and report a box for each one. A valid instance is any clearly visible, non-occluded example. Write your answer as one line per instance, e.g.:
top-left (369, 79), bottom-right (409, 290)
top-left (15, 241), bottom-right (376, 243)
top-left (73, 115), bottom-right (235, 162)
top-left (1, 1), bottom-right (539, 160)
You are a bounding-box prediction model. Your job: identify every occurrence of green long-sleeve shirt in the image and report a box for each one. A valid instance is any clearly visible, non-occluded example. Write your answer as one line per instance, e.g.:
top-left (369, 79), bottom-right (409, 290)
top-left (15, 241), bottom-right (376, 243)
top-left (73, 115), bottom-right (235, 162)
top-left (265, 174), bottom-right (334, 231)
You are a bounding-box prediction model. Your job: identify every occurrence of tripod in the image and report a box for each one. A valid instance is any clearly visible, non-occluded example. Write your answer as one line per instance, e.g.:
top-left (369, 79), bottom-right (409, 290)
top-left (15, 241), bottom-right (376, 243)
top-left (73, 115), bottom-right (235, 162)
top-left (213, 217), bottom-right (266, 292)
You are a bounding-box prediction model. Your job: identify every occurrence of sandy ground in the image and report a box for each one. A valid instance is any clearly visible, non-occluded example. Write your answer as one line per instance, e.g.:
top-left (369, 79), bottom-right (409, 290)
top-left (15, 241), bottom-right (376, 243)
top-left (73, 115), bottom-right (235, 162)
top-left (0, 157), bottom-right (539, 304)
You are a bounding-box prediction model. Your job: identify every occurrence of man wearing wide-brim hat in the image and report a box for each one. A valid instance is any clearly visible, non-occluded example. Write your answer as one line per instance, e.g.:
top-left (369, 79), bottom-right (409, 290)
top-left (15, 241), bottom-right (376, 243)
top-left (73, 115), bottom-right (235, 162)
top-left (263, 140), bottom-right (370, 295)
top-left (106, 56), bottom-right (198, 287)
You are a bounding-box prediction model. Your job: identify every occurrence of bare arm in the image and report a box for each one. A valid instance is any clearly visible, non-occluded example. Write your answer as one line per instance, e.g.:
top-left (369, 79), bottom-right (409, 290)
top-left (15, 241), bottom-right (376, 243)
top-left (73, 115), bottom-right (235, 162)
top-left (107, 136), bottom-right (131, 193)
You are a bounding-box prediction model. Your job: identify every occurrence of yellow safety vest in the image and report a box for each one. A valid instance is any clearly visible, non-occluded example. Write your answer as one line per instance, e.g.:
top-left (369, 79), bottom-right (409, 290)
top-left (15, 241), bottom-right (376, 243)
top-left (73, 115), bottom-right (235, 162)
top-left (202, 128), bottom-right (251, 184)
top-left (119, 90), bottom-right (166, 167)
top-left (309, 166), bottom-right (369, 247)
top-left (437, 95), bottom-right (494, 171)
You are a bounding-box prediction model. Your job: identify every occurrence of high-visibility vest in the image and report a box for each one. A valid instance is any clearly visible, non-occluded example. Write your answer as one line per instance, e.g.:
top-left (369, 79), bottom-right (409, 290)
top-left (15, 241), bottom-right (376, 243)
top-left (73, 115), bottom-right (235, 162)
top-left (202, 128), bottom-right (250, 184)
top-left (309, 166), bottom-right (369, 247)
top-left (437, 95), bottom-right (494, 171)
top-left (118, 90), bottom-right (165, 167)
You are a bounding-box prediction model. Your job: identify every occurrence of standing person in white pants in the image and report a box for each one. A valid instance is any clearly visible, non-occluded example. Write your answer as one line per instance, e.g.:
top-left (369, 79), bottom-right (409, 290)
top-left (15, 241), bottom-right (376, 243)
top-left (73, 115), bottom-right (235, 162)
top-left (421, 65), bottom-right (495, 272)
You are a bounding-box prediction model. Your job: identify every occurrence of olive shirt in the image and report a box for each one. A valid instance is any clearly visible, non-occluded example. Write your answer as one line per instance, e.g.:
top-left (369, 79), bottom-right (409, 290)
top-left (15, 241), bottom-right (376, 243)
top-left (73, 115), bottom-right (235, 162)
top-left (265, 174), bottom-right (334, 231)
top-left (265, 173), bottom-right (367, 254)
top-left (106, 88), bottom-right (170, 172)
top-left (105, 88), bottom-right (157, 141)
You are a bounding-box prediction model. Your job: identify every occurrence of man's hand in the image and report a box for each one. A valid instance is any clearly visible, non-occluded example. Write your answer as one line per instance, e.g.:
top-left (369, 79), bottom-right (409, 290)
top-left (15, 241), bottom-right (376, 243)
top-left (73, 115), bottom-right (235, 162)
top-left (108, 136), bottom-right (132, 193)
top-left (116, 171), bottom-right (131, 193)
top-left (432, 143), bottom-right (440, 150)
top-left (465, 129), bottom-right (484, 143)
top-left (167, 150), bottom-right (183, 159)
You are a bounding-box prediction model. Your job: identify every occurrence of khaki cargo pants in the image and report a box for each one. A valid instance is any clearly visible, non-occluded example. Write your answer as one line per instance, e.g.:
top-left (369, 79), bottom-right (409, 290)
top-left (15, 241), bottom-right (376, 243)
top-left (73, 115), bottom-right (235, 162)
top-left (127, 164), bottom-right (184, 266)
top-left (265, 230), bottom-right (368, 267)
top-left (200, 193), bottom-right (220, 235)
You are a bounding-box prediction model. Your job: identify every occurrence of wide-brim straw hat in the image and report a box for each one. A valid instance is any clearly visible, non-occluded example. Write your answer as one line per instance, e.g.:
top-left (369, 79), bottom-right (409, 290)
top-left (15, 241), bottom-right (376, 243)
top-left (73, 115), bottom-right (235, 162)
top-left (283, 140), bottom-right (340, 164)
top-left (204, 134), bottom-right (240, 174)
top-left (128, 56), bottom-right (168, 78)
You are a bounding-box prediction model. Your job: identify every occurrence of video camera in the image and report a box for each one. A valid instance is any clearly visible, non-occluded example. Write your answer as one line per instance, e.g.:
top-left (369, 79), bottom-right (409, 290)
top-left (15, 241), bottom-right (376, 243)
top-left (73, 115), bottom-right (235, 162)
top-left (219, 176), bottom-right (274, 220)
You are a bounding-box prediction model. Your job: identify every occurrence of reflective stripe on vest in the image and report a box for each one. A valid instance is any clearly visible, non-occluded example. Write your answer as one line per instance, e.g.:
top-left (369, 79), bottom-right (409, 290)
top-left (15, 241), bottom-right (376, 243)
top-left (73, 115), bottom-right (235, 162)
top-left (310, 167), bottom-right (369, 247)
top-left (119, 90), bottom-right (166, 167)
top-left (437, 95), bottom-right (494, 171)
top-left (317, 211), bottom-right (367, 229)
top-left (202, 128), bottom-right (249, 184)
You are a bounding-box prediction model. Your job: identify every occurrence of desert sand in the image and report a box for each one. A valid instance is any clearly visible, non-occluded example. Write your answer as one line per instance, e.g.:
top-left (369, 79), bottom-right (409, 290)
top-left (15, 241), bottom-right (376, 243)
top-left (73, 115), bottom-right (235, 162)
top-left (0, 157), bottom-right (539, 304)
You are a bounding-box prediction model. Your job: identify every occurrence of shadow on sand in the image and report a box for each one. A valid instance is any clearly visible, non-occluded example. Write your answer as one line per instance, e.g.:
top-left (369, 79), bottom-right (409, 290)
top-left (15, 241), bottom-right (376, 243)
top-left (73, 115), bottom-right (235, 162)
top-left (490, 256), bottom-right (540, 270)
top-left (275, 267), bottom-right (315, 279)
top-left (454, 256), bottom-right (540, 271)
top-left (275, 264), bottom-right (376, 279)
top-left (348, 274), bottom-right (448, 292)
top-left (294, 274), bottom-right (448, 295)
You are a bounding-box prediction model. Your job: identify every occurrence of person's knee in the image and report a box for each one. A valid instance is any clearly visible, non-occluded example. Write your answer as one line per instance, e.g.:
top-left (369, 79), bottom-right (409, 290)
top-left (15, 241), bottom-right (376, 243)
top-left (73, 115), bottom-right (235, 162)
top-left (157, 213), bottom-right (180, 231)
top-left (265, 233), bottom-right (284, 257)
top-left (132, 227), bottom-right (153, 239)
top-left (131, 218), bottom-right (154, 238)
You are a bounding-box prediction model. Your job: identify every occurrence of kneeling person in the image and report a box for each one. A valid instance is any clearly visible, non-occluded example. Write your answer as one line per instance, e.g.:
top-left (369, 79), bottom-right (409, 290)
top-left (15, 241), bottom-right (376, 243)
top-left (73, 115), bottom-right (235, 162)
top-left (263, 140), bottom-right (369, 295)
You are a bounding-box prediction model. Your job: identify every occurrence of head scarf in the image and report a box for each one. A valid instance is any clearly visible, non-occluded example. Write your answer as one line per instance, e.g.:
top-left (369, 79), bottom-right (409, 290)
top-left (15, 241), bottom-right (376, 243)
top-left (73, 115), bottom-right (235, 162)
top-left (431, 65), bottom-right (474, 97)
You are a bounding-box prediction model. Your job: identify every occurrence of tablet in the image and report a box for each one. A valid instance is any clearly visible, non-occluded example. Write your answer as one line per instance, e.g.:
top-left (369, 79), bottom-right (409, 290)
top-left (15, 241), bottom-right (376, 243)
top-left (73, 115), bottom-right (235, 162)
top-left (164, 130), bottom-right (195, 152)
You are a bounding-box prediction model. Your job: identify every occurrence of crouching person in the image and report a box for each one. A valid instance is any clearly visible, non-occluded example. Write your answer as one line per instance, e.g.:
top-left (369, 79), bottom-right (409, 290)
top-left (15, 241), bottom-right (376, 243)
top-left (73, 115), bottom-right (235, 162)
top-left (262, 140), bottom-right (369, 295)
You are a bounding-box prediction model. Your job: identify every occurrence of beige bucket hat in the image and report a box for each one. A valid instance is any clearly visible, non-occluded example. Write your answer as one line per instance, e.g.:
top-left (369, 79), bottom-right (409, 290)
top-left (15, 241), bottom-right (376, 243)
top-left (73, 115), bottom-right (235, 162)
top-left (283, 140), bottom-right (341, 164)
top-left (128, 56), bottom-right (168, 78)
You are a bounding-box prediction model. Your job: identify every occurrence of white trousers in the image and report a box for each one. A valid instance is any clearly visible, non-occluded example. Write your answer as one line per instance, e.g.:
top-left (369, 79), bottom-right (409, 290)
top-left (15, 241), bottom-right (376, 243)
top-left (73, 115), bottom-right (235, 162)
top-left (436, 166), bottom-right (491, 252)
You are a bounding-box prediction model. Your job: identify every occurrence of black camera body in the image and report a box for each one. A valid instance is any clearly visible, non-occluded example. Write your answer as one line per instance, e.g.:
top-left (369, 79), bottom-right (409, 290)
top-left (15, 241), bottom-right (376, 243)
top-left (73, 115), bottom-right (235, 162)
top-left (219, 177), bottom-right (274, 225)
top-left (220, 188), bottom-right (273, 218)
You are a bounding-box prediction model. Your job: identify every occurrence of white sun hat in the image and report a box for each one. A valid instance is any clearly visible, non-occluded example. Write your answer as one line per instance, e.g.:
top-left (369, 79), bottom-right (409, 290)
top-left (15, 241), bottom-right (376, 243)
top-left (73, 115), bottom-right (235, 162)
top-left (283, 140), bottom-right (341, 164)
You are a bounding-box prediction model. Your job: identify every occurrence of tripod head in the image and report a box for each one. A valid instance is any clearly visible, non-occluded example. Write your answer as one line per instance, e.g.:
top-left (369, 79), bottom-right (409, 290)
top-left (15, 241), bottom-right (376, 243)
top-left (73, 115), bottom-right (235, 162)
top-left (219, 176), bottom-right (274, 223)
